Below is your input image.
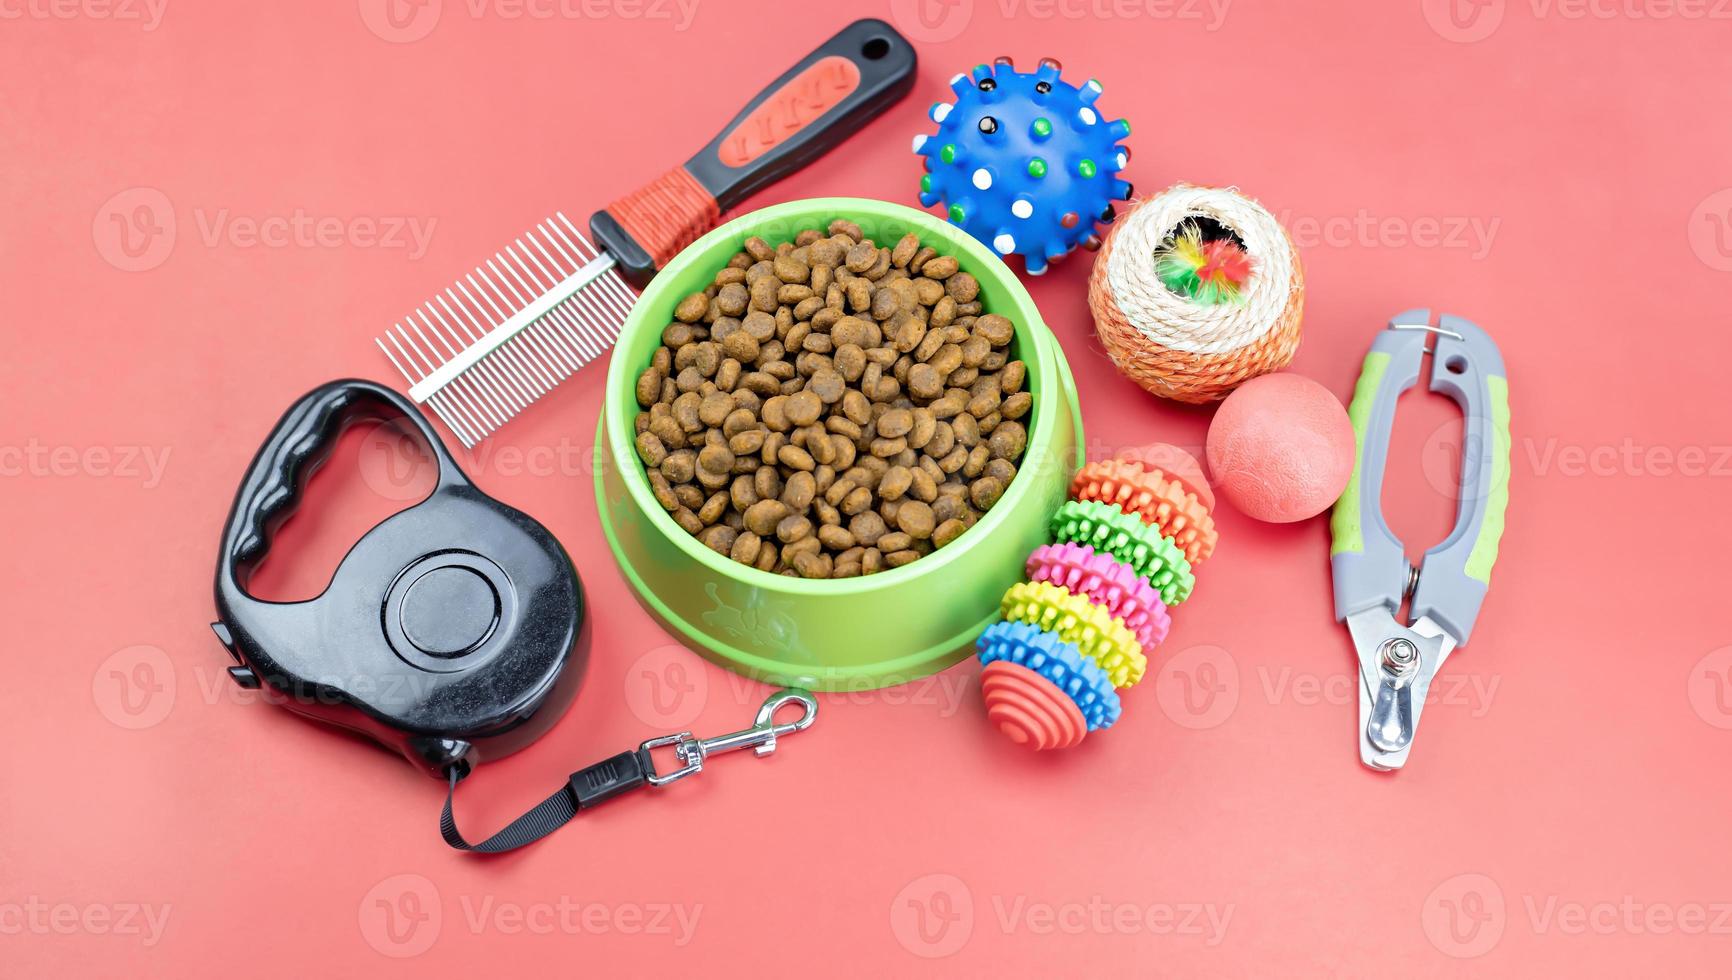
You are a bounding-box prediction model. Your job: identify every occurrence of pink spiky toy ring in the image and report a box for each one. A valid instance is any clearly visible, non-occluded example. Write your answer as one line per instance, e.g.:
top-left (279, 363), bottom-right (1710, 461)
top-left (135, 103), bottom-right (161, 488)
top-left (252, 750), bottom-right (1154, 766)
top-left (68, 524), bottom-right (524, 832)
top-left (977, 443), bottom-right (1217, 749)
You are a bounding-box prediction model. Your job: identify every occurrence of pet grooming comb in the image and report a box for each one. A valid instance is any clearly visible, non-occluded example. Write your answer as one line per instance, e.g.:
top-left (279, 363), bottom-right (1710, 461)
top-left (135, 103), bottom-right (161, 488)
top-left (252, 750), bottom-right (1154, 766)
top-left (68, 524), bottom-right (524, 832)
top-left (375, 19), bottom-right (917, 447)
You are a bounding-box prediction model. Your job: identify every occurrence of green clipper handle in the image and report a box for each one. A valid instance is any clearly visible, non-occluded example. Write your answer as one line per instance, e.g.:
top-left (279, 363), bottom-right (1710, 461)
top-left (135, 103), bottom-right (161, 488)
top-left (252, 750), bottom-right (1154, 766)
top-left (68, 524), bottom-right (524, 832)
top-left (1330, 310), bottom-right (1510, 645)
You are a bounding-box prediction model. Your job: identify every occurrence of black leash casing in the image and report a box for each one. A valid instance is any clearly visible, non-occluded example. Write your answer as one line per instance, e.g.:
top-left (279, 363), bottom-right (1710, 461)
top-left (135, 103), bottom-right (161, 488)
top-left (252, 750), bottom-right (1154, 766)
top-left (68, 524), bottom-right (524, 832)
top-left (210, 380), bottom-right (818, 854)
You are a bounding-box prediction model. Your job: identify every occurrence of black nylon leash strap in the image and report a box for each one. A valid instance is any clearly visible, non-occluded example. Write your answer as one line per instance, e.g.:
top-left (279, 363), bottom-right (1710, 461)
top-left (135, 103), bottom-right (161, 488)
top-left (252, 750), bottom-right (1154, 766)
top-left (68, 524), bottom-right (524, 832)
top-left (438, 688), bottom-right (819, 853)
top-left (441, 748), bottom-right (654, 853)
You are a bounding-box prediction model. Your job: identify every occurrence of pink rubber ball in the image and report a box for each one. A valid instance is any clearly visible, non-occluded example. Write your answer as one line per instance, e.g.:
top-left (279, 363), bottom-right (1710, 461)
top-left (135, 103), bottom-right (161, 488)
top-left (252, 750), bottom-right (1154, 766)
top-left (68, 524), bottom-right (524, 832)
top-left (1205, 373), bottom-right (1356, 523)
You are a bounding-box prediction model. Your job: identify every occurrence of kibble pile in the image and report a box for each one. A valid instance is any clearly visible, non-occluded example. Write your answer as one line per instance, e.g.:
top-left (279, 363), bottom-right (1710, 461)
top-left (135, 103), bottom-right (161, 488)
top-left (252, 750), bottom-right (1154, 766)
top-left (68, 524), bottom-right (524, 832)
top-left (632, 220), bottom-right (1033, 579)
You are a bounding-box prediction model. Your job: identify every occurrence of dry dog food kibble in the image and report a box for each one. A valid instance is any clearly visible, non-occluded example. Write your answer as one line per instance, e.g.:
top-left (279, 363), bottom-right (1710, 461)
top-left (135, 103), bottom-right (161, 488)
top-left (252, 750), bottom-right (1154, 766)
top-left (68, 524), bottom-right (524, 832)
top-left (632, 223), bottom-right (1032, 578)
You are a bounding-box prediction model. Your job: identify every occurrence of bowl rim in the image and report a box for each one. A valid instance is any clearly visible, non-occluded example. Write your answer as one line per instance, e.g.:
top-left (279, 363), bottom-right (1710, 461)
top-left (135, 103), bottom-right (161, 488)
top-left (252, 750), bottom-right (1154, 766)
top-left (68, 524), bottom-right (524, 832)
top-left (602, 196), bottom-right (1067, 596)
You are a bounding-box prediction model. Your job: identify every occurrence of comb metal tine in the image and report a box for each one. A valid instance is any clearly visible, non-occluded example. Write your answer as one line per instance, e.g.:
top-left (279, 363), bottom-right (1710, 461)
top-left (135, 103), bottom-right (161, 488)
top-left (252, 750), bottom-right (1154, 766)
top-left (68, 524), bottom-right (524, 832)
top-left (508, 239), bottom-right (599, 368)
top-left (424, 376), bottom-right (488, 448)
top-left (389, 329), bottom-right (480, 443)
top-left (517, 234), bottom-right (603, 361)
top-left (502, 335), bottom-right (558, 405)
top-left (466, 269), bottom-right (559, 391)
top-left (486, 255), bottom-right (575, 381)
top-left (442, 287), bottom-right (538, 404)
top-left (426, 393), bottom-right (475, 448)
top-left (452, 271), bottom-right (536, 389)
top-left (384, 318), bottom-right (483, 447)
top-left (554, 213), bottom-right (639, 315)
top-left (449, 369), bottom-right (506, 435)
top-left (412, 309), bottom-right (511, 431)
top-left (548, 239), bottom-right (636, 355)
top-left (489, 253), bottom-right (585, 376)
top-left (403, 320), bottom-right (495, 439)
top-left (541, 218), bottom-right (630, 347)
top-left (498, 245), bottom-right (588, 368)
top-left (392, 324), bottom-right (441, 378)
top-left (555, 293), bottom-right (606, 359)
top-left (377, 211), bottom-right (640, 444)
top-left (461, 272), bottom-right (557, 392)
top-left (401, 327), bottom-right (496, 445)
top-left (483, 249), bottom-right (568, 373)
top-left (418, 307), bottom-right (517, 422)
top-left (564, 287), bottom-right (618, 355)
top-left (573, 283), bottom-right (628, 351)
top-left (427, 392), bottom-right (479, 448)
top-left (377, 334), bottom-right (419, 381)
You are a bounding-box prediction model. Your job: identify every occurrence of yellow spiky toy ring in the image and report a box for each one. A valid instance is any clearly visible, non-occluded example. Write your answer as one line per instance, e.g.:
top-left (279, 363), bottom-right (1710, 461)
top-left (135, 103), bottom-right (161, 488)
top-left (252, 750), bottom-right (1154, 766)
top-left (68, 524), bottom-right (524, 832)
top-left (1001, 581), bottom-right (1147, 688)
top-left (976, 443), bottom-right (1218, 750)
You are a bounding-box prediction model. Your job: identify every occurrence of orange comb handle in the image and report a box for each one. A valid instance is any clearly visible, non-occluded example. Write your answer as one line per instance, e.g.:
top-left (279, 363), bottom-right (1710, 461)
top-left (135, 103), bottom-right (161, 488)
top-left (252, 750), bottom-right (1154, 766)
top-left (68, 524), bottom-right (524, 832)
top-left (590, 19), bottom-right (916, 287)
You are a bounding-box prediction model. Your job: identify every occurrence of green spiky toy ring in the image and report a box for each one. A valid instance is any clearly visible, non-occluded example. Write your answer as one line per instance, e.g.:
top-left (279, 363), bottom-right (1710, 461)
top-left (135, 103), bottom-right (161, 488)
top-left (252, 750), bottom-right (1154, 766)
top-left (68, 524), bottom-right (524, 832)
top-left (1049, 499), bottom-right (1195, 606)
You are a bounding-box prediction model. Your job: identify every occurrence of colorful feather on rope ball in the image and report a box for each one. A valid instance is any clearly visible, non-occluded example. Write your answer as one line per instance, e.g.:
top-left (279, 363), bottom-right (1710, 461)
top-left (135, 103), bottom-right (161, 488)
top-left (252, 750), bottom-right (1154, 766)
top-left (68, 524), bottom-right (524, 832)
top-left (1088, 184), bottom-right (1304, 403)
top-left (1153, 221), bottom-right (1253, 305)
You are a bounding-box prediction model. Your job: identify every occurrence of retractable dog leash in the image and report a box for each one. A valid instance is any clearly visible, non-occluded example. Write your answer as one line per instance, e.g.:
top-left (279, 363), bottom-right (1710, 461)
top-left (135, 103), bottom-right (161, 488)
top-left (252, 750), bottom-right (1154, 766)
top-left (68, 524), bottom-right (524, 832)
top-left (1330, 311), bottom-right (1510, 770)
top-left (211, 380), bottom-right (816, 852)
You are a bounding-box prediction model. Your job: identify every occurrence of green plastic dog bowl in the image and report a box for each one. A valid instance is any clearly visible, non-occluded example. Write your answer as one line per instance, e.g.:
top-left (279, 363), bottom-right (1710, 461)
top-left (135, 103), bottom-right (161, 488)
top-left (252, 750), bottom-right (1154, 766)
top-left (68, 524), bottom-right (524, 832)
top-left (596, 198), bottom-right (1083, 691)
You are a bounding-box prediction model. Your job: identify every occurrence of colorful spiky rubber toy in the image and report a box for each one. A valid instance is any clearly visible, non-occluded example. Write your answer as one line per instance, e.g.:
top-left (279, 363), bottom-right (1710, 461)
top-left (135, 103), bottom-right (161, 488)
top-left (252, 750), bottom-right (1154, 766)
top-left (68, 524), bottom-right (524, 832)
top-left (913, 57), bottom-right (1133, 275)
top-left (976, 443), bottom-right (1218, 749)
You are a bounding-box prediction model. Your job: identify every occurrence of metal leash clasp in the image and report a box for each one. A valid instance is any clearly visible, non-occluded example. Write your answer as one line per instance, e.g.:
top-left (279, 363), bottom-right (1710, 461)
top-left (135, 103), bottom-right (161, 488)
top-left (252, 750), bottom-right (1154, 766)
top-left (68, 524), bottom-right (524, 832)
top-left (640, 688), bottom-right (818, 787)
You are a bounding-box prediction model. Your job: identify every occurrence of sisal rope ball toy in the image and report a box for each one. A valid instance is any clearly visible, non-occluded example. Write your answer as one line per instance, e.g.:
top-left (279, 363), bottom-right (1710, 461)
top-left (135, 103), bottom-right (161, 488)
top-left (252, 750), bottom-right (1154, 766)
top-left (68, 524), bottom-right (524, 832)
top-left (1089, 184), bottom-right (1304, 404)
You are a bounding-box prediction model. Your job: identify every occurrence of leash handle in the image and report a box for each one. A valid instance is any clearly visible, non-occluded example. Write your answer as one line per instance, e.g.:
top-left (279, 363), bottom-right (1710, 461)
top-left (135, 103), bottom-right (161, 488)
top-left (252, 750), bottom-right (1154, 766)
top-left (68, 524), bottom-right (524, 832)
top-left (220, 380), bottom-right (457, 592)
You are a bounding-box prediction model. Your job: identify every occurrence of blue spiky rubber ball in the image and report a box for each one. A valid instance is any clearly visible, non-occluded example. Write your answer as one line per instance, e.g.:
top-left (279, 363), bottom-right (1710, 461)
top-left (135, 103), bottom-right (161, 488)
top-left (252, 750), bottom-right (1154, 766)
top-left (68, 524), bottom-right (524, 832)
top-left (914, 57), bottom-right (1132, 276)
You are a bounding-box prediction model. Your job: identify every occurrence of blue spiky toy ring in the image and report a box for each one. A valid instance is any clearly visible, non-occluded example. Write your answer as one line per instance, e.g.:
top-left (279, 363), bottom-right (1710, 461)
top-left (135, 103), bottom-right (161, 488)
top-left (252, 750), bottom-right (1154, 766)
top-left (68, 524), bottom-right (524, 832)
top-left (914, 57), bottom-right (1132, 275)
top-left (977, 620), bottom-right (1123, 732)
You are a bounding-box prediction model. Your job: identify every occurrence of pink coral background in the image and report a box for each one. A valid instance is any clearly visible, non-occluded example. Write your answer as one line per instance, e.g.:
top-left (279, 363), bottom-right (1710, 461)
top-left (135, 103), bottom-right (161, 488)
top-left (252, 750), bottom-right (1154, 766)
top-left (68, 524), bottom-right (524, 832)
top-left (4, 1), bottom-right (1730, 976)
